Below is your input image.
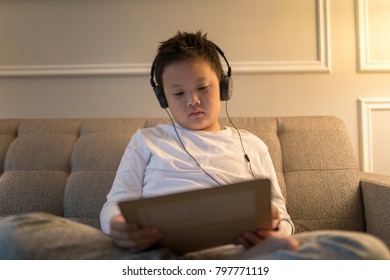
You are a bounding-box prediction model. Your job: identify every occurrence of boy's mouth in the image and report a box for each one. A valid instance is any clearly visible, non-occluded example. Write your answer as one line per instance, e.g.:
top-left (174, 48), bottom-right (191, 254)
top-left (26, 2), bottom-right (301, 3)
top-left (189, 110), bottom-right (204, 117)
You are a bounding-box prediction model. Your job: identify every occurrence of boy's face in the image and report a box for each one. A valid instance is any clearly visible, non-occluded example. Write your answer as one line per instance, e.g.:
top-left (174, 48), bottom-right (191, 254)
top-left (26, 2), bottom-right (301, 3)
top-left (162, 59), bottom-right (221, 132)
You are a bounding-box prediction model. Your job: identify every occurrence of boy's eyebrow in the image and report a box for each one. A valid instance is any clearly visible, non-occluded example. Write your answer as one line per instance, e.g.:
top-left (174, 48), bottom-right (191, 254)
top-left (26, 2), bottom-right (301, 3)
top-left (165, 84), bottom-right (184, 92)
top-left (167, 77), bottom-right (209, 88)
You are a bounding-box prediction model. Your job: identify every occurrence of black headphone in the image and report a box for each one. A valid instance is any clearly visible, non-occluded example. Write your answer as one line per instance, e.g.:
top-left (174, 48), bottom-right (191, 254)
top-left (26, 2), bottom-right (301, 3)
top-left (149, 43), bottom-right (233, 109)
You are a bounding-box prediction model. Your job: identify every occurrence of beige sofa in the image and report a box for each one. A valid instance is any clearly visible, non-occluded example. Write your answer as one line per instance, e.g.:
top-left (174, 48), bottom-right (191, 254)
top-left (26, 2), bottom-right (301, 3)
top-left (0, 116), bottom-right (389, 248)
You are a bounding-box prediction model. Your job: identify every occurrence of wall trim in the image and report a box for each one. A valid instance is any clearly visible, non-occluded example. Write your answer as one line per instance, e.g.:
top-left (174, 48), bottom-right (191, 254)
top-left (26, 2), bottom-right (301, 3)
top-left (232, 0), bottom-right (331, 74)
top-left (0, 0), bottom-right (331, 77)
top-left (0, 64), bottom-right (151, 77)
top-left (356, 0), bottom-right (390, 72)
top-left (358, 98), bottom-right (390, 172)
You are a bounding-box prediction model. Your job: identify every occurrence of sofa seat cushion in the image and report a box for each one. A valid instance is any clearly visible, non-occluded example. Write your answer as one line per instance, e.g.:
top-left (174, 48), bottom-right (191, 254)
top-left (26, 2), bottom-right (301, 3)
top-left (277, 116), bottom-right (364, 233)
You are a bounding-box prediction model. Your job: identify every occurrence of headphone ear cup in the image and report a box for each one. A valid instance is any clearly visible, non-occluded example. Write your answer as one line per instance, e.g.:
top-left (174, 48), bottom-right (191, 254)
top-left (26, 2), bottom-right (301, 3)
top-left (153, 86), bottom-right (169, 109)
top-left (220, 75), bottom-right (233, 101)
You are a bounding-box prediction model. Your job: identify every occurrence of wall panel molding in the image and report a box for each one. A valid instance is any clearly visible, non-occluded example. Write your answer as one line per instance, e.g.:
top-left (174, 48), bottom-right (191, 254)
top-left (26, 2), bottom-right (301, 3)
top-left (234, 0), bottom-right (331, 74)
top-left (0, 0), bottom-right (331, 77)
top-left (356, 0), bottom-right (390, 72)
top-left (358, 98), bottom-right (390, 172)
top-left (0, 64), bottom-right (150, 77)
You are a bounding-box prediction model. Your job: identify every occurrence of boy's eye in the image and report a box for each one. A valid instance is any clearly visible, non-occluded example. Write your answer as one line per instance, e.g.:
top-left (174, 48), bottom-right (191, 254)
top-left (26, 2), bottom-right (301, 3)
top-left (198, 85), bottom-right (209, 91)
top-left (174, 92), bottom-right (184, 97)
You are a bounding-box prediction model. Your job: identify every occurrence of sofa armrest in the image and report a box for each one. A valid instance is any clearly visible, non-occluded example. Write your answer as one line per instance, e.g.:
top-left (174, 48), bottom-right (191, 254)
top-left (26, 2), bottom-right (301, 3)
top-left (360, 172), bottom-right (390, 248)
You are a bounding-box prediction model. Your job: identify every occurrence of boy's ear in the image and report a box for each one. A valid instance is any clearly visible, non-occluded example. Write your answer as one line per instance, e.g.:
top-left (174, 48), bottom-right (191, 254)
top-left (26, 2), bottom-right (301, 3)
top-left (220, 75), bottom-right (233, 101)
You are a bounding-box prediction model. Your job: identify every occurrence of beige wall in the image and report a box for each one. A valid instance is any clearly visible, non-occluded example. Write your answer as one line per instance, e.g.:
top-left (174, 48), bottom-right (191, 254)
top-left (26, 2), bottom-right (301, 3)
top-left (371, 109), bottom-right (390, 175)
top-left (0, 0), bottom-right (389, 175)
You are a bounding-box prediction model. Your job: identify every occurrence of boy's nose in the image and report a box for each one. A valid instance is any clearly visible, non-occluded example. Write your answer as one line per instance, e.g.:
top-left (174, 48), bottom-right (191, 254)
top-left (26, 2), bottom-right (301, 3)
top-left (187, 93), bottom-right (201, 107)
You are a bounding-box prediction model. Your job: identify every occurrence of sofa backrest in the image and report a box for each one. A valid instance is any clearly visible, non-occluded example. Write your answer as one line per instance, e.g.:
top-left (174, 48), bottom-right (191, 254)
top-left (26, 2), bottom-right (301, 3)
top-left (0, 116), bottom-right (365, 232)
top-left (222, 117), bottom-right (364, 233)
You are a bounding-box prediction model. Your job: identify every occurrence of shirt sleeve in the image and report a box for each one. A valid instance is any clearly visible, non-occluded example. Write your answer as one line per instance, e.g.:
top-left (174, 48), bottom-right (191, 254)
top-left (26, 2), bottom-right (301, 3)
top-left (250, 137), bottom-right (295, 236)
top-left (99, 130), bottom-right (148, 234)
top-left (264, 150), bottom-right (295, 236)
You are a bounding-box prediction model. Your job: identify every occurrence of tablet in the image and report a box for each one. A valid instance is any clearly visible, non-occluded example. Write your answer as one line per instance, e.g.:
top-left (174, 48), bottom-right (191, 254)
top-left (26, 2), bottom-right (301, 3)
top-left (118, 178), bottom-right (272, 255)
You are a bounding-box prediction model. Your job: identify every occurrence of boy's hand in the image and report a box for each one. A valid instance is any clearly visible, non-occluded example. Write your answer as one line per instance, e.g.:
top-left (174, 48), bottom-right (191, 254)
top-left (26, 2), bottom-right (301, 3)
top-left (109, 214), bottom-right (162, 252)
top-left (237, 204), bottom-right (300, 257)
top-left (238, 203), bottom-right (291, 248)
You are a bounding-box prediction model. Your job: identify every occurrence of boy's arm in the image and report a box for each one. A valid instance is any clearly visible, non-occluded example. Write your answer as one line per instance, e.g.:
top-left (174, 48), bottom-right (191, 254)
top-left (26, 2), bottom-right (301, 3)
top-left (264, 148), bottom-right (295, 236)
top-left (100, 132), bottom-right (148, 234)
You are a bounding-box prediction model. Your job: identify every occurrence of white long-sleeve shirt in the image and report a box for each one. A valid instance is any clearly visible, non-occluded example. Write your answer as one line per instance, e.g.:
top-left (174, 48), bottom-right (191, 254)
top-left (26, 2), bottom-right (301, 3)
top-left (100, 124), bottom-right (294, 235)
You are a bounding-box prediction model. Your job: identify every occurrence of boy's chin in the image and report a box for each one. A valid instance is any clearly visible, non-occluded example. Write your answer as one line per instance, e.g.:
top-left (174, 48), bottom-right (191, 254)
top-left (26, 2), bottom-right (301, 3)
top-left (177, 122), bottom-right (202, 131)
top-left (180, 121), bottom-right (220, 132)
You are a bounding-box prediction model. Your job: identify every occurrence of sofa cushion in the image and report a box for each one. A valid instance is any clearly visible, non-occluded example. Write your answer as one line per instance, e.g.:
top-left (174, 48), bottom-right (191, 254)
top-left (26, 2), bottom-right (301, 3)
top-left (0, 171), bottom-right (67, 215)
top-left (0, 120), bottom-right (20, 174)
top-left (0, 119), bottom-right (81, 217)
top-left (63, 119), bottom-right (146, 228)
top-left (277, 116), bottom-right (365, 233)
top-left (4, 134), bottom-right (76, 171)
top-left (64, 172), bottom-right (117, 228)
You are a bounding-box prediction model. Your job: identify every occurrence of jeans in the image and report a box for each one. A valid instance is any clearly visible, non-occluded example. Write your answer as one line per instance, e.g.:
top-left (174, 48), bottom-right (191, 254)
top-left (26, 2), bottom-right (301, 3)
top-left (0, 212), bottom-right (389, 260)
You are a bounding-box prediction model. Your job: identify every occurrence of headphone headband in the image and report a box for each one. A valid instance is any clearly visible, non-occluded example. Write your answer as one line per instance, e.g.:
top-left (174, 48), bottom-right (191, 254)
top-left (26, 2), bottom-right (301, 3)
top-left (211, 43), bottom-right (232, 77)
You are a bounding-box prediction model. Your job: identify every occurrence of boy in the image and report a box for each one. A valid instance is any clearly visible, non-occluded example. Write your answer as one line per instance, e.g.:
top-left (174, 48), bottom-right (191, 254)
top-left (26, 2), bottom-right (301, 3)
top-left (100, 30), bottom-right (296, 255)
top-left (0, 31), bottom-right (389, 260)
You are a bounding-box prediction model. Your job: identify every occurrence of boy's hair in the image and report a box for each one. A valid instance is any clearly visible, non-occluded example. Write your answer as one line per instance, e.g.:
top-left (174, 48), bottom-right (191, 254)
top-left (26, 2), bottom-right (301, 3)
top-left (153, 31), bottom-right (224, 88)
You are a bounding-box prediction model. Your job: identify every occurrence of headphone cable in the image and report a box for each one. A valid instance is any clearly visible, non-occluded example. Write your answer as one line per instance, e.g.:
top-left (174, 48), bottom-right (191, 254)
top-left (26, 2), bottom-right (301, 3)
top-left (224, 101), bottom-right (256, 178)
top-left (164, 100), bottom-right (256, 185)
top-left (165, 109), bottom-right (222, 187)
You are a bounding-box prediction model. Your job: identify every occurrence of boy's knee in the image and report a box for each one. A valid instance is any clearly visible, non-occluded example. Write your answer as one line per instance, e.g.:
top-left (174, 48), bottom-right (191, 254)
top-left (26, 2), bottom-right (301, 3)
top-left (0, 212), bottom-right (115, 259)
top-left (316, 231), bottom-right (390, 260)
top-left (0, 212), bottom-right (54, 259)
top-left (0, 212), bottom-right (60, 235)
